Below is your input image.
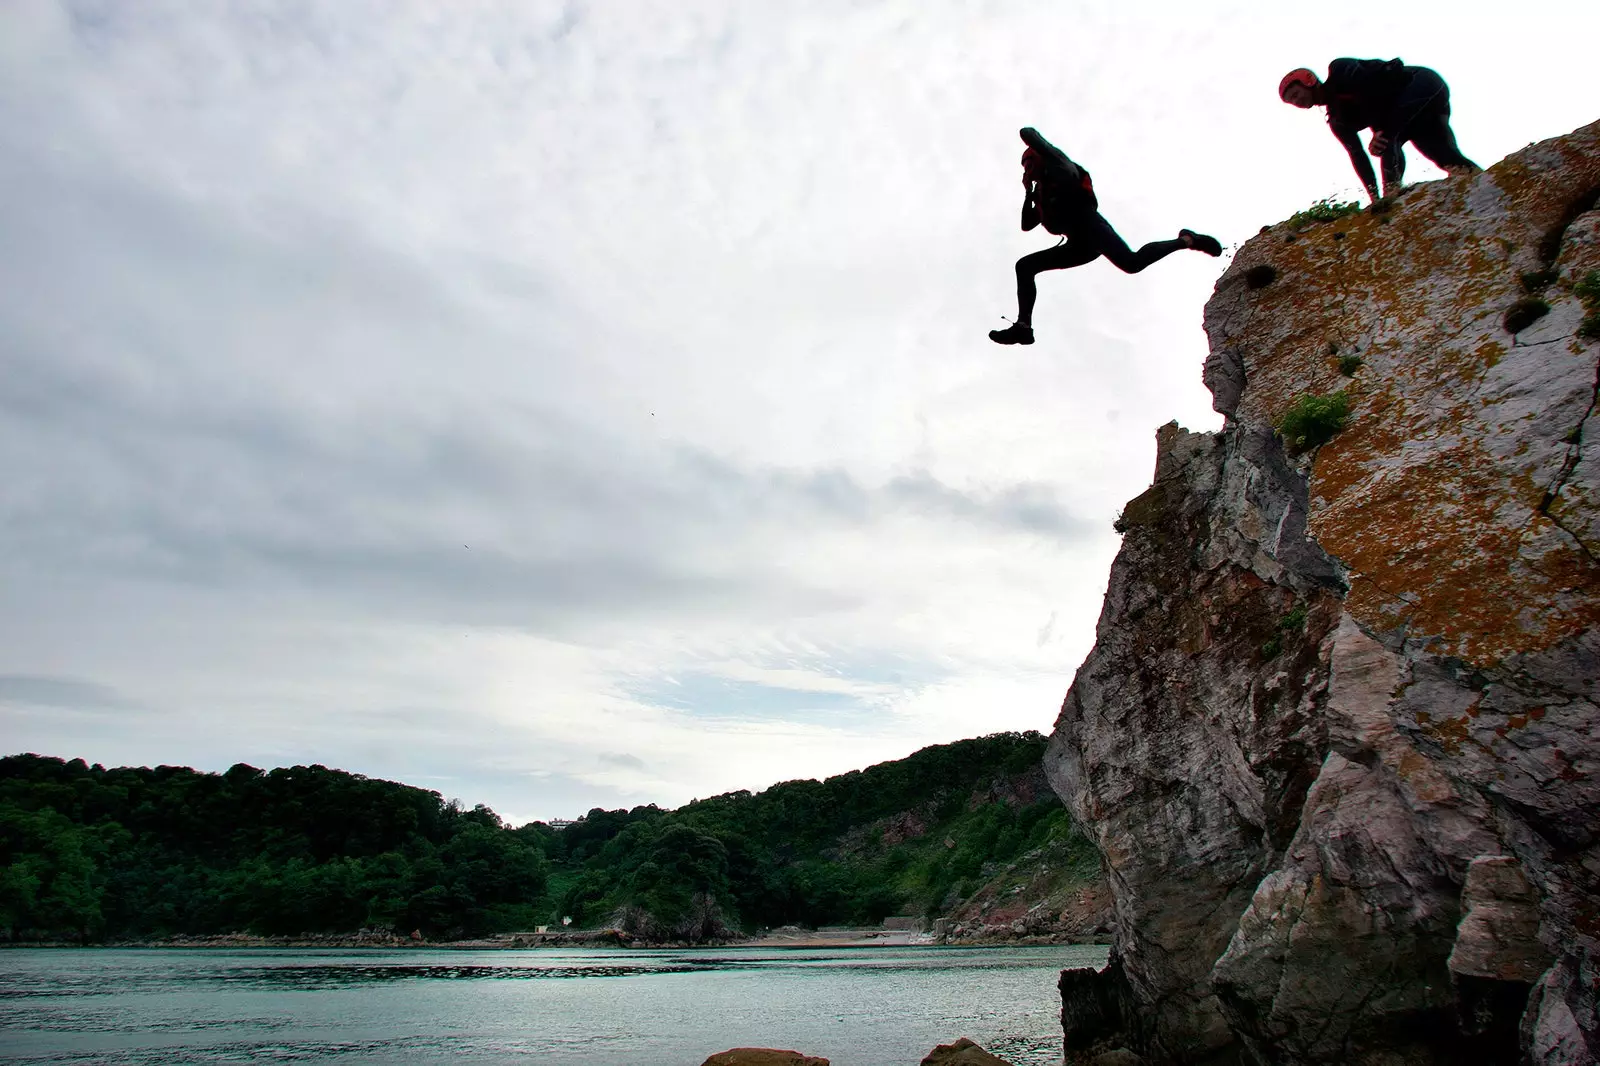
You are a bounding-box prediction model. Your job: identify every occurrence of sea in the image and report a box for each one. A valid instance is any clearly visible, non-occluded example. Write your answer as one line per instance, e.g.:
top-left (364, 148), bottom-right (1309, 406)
top-left (0, 944), bottom-right (1108, 1065)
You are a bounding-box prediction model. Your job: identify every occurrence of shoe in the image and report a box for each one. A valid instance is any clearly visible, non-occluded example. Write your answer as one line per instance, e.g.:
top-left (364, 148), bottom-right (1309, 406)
top-left (989, 323), bottom-right (1034, 345)
top-left (1181, 229), bottom-right (1223, 256)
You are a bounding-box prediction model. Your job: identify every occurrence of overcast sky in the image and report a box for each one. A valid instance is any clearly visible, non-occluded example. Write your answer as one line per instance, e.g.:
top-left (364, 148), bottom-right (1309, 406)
top-left (2, 1), bottom-right (1595, 824)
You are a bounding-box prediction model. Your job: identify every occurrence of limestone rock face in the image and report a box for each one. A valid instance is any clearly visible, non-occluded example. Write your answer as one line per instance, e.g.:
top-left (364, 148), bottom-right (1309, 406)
top-left (1046, 119), bottom-right (1600, 1066)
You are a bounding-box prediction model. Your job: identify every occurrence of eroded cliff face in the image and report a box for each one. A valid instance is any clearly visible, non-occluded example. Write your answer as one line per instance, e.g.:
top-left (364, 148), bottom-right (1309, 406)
top-left (1044, 120), bottom-right (1600, 1066)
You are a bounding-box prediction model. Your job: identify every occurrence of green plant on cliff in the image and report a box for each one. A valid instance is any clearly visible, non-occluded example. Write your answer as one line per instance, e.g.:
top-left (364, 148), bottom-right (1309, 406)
top-left (1277, 391), bottom-right (1350, 454)
top-left (1337, 354), bottom-right (1363, 376)
top-left (1260, 604), bottom-right (1309, 659)
top-left (1285, 196), bottom-right (1362, 230)
top-left (1576, 269), bottom-right (1600, 340)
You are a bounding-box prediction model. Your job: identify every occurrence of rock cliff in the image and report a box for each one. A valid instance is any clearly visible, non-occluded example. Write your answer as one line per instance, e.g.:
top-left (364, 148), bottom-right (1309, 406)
top-left (1043, 120), bottom-right (1600, 1065)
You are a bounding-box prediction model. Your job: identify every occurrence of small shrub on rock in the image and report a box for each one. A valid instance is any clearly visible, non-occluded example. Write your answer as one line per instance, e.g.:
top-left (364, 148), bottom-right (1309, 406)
top-left (1576, 270), bottom-right (1600, 340)
top-left (1278, 391), bottom-right (1350, 454)
top-left (1337, 354), bottom-right (1363, 376)
top-left (1285, 196), bottom-right (1362, 229)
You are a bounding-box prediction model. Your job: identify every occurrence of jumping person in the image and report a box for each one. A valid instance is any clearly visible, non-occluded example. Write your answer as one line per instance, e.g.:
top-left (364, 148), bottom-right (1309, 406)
top-left (989, 128), bottom-right (1222, 346)
top-left (1278, 59), bottom-right (1480, 204)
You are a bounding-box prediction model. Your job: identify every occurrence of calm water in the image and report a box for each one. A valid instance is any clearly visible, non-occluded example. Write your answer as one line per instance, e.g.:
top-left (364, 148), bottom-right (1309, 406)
top-left (0, 945), bottom-right (1106, 1065)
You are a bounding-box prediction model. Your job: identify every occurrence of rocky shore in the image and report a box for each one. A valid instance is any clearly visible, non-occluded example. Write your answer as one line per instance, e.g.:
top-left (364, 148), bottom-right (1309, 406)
top-left (9, 924), bottom-right (1094, 950)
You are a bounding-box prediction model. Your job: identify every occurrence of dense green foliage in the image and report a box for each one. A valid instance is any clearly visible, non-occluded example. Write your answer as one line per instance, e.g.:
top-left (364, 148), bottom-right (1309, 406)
top-left (2, 731), bottom-right (1084, 943)
top-left (1278, 390), bottom-right (1351, 453)
top-left (0, 758), bottom-right (551, 940)
top-left (551, 731), bottom-right (1077, 937)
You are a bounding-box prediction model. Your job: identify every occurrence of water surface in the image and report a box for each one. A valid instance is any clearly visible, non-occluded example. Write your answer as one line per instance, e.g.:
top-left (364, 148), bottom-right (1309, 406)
top-left (0, 944), bottom-right (1107, 1065)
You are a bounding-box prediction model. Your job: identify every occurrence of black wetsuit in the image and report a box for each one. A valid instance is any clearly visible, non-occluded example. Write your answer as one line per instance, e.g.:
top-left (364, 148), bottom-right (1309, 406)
top-left (1323, 58), bottom-right (1477, 199)
top-left (1012, 128), bottom-right (1189, 325)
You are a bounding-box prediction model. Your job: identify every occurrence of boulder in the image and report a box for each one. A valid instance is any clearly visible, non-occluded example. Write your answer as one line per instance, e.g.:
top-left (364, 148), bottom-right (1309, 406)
top-left (919, 1037), bottom-right (1013, 1065)
top-left (699, 1050), bottom-right (829, 1066)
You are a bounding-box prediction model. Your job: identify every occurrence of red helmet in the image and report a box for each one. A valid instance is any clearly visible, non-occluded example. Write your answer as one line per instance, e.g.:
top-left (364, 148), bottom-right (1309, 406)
top-left (1278, 68), bottom-right (1319, 101)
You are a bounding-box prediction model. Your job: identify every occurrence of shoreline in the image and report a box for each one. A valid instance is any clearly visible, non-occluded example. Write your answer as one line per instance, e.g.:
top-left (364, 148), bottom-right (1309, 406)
top-left (3, 927), bottom-right (1106, 951)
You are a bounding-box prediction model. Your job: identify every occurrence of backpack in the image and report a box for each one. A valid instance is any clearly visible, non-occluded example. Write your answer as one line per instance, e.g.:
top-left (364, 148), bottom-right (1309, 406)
top-left (1021, 127), bottom-right (1099, 233)
top-left (1038, 164), bottom-right (1098, 234)
top-left (1328, 58), bottom-right (1410, 105)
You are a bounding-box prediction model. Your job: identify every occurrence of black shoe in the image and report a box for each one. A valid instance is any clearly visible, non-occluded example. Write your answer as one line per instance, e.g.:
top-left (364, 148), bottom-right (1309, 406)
top-left (989, 323), bottom-right (1034, 345)
top-left (1181, 229), bottom-right (1223, 256)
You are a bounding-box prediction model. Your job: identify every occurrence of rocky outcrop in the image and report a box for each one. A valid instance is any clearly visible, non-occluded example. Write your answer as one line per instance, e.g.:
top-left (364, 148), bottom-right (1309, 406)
top-left (700, 1052), bottom-right (830, 1066)
top-left (919, 1037), bottom-right (1014, 1065)
top-left (1045, 120), bottom-right (1600, 1065)
top-left (833, 761), bottom-right (1111, 942)
top-left (698, 1041), bottom-right (1017, 1066)
top-left (937, 834), bottom-right (1112, 945)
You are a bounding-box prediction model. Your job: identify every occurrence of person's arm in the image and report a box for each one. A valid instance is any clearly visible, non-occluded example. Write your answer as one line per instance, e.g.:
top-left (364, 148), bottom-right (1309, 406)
top-left (1019, 127), bottom-right (1083, 184)
top-left (1021, 185), bottom-right (1040, 231)
top-left (1331, 121), bottom-right (1381, 202)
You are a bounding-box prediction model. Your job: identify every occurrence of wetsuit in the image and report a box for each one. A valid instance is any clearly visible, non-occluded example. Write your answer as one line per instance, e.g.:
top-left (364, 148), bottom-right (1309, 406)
top-left (1012, 128), bottom-right (1189, 326)
top-left (1322, 58), bottom-right (1477, 199)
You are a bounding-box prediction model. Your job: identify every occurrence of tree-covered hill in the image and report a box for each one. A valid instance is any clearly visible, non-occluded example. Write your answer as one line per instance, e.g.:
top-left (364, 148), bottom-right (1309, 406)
top-left (0, 731), bottom-right (1096, 943)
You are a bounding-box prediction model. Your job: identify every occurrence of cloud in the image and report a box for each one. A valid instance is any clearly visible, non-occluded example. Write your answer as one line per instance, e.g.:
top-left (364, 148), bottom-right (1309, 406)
top-left (0, 675), bottom-right (138, 711)
top-left (3, 0), bottom-right (1596, 822)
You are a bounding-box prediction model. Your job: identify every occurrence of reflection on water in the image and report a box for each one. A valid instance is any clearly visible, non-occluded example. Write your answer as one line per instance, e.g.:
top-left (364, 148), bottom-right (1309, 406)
top-left (1, 945), bottom-right (1108, 1066)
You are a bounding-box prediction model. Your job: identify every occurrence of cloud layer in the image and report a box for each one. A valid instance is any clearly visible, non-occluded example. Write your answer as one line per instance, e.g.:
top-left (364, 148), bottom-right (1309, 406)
top-left (3, 0), bottom-right (1595, 821)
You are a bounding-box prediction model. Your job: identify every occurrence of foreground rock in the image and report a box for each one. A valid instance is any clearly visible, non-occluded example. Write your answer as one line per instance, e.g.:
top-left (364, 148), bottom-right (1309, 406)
top-left (918, 1037), bottom-right (1014, 1064)
top-left (1044, 119), bottom-right (1600, 1065)
top-left (700, 1050), bottom-right (829, 1066)
top-left (698, 1041), bottom-right (1016, 1066)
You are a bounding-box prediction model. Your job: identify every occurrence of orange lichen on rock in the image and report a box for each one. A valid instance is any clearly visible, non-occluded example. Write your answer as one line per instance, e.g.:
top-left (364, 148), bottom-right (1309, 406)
top-left (1204, 119), bottom-right (1600, 666)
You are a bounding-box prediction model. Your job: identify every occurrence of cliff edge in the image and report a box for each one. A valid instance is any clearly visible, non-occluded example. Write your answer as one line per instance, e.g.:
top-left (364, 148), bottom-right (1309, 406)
top-left (1043, 120), bottom-right (1600, 1066)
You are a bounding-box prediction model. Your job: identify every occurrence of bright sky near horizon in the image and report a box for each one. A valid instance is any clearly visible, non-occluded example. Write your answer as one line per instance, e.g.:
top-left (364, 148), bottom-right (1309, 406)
top-left (3, 1), bottom-right (1596, 824)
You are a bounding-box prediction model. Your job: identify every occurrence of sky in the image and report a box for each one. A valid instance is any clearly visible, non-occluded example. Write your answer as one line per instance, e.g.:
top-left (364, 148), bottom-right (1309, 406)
top-left (2, 0), bottom-right (1596, 824)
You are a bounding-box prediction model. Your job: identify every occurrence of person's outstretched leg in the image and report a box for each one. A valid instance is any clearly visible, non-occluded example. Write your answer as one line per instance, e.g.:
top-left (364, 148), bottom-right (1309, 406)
top-left (992, 240), bottom-right (1098, 343)
top-left (1093, 214), bottom-right (1220, 274)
